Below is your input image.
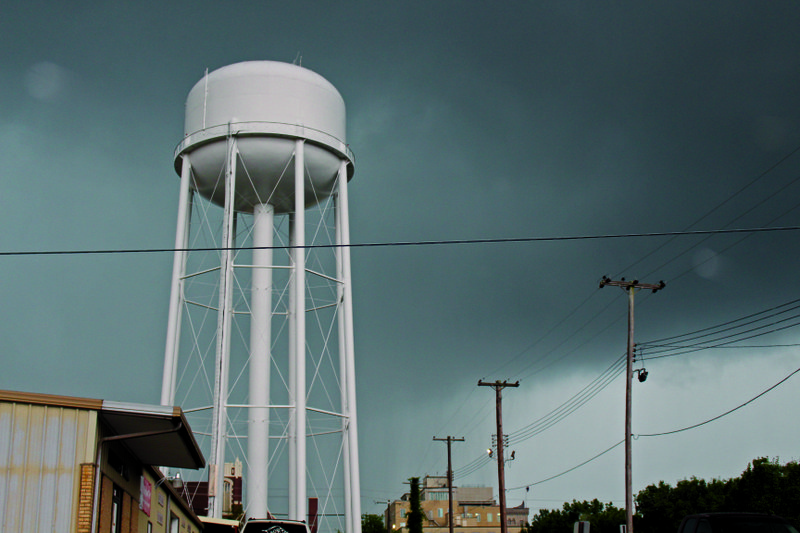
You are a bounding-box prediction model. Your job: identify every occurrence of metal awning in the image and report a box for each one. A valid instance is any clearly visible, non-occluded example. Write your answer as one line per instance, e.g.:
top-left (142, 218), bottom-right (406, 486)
top-left (100, 400), bottom-right (205, 469)
top-left (0, 390), bottom-right (206, 470)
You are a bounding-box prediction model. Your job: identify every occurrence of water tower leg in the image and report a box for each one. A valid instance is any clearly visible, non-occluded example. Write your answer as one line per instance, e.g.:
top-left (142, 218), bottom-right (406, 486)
top-left (289, 140), bottom-right (307, 521)
top-left (288, 209), bottom-right (297, 516)
top-left (338, 161), bottom-right (362, 533)
top-left (162, 155), bottom-right (193, 407)
top-left (209, 137), bottom-right (238, 518)
top-left (336, 184), bottom-right (352, 533)
top-left (248, 202), bottom-right (274, 518)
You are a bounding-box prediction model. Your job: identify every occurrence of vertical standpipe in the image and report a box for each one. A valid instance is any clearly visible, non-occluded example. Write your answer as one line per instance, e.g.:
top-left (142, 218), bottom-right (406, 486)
top-left (162, 61), bottom-right (360, 531)
top-left (248, 202), bottom-right (274, 519)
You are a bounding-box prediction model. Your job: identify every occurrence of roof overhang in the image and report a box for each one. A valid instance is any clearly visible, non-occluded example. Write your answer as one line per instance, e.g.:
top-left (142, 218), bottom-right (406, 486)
top-left (100, 401), bottom-right (205, 470)
top-left (0, 390), bottom-right (205, 470)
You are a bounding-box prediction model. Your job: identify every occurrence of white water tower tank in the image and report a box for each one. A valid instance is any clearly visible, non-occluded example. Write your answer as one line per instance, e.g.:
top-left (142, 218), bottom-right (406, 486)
top-left (163, 60), bottom-right (361, 529)
top-left (175, 60), bottom-right (354, 213)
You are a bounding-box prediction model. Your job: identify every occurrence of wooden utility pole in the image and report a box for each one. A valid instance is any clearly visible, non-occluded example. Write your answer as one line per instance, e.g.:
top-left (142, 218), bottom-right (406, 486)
top-left (599, 276), bottom-right (665, 533)
top-left (433, 436), bottom-right (465, 533)
top-left (478, 380), bottom-right (519, 533)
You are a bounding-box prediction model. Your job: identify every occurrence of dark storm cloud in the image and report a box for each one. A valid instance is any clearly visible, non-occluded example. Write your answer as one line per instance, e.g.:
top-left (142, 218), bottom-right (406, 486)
top-left (2, 0), bottom-right (800, 515)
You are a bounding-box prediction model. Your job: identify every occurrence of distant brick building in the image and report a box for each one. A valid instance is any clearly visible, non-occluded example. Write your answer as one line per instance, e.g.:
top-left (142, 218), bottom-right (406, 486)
top-left (386, 475), bottom-right (529, 533)
top-left (180, 459), bottom-right (243, 518)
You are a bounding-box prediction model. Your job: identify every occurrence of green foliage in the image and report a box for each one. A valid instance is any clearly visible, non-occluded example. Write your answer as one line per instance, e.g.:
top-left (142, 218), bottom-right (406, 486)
top-left (635, 477), bottom-right (729, 533)
top-left (636, 457), bottom-right (800, 533)
top-left (407, 477), bottom-right (424, 533)
top-left (525, 499), bottom-right (624, 533)
top-left (528, 458), bottom-right (800, 533)
top-left (362, 513), bottom-right (386, 533)
top-left (728, 456), bottom-right (800, 522)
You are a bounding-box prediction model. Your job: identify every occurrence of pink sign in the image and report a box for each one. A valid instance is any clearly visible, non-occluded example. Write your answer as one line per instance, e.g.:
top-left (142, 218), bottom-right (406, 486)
top-left (140, 477), bottom-right (152, 517)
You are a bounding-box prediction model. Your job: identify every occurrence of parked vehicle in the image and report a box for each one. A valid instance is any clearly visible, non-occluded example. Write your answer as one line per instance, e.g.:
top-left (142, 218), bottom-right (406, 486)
top-left (240, 518), bottom-right (311, 533)
top-left (677, 513), bottom-right (799, 533)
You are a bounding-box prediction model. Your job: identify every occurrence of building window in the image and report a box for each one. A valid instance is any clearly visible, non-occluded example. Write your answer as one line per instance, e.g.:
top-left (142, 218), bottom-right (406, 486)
top-left (477, 514), bottom-right (481, 523)
top-left (400, 509), bottom-right (406, 518)
top-left (111, 486), bottom-right (124, 533)
top-left (438, 509), bottom-right (444, 518)
top-left (488, 513), bottom-right (493, 522)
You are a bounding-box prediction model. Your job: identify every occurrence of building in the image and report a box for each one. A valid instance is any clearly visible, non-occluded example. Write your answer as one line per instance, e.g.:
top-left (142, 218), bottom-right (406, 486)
top-left (180, 459), bottom-right (244, 518)
top-left (0, 389), bottom-right (206, 533)
top-left (386, 476), bottom-right (529, 533)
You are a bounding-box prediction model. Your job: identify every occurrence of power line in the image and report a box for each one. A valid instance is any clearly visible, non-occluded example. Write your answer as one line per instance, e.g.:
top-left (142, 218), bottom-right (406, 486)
top-left (2, 225), bottom-right (800, 257)
top-left (508, 440), bottom-right (625, 490)
top-left (637, 366), bottom-right (800, 437)
top-left (643, 297), bottom-right (800, 345)
top-left (644, 319), bottom-right (800, 361)
top-left (454, 355), bottom-right (626, 480)
top-left (505, 365), bottom-right (800, 490)
top-left (509, 355), bottom-right (626, 445)
top-left (617, 142), bottom-right (800, 279)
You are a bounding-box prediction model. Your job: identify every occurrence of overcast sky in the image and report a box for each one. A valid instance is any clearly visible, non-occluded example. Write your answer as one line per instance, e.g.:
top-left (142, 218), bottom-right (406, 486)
top-left (3, 0), bottom-right (800, 520)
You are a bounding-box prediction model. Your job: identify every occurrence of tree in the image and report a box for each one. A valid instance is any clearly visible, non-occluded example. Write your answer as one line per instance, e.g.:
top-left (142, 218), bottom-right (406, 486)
top-left (362, 513), bottom-right (386, 533)
top-left (636, 457), bottom-right (800, 533)
top-left (529, 457), bottom-right (800, 533)
top-left (636, 477), bottom-right (728, 533)
top-left (526, 499), bottom-right (624, 533)
top-left (407, 477), bottom-right (424, 533)
top-left (728, 456), bottom-right (800, 522)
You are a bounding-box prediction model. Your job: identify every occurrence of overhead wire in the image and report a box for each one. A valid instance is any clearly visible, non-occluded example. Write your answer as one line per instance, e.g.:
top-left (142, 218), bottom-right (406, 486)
top-left (453, 354), bottom-right (626, 480)
top-left (636, 366), bottom-right (800, 438)
top-left (642, 297), bottom-right (800, 345)
top-left (635, 296), bottom-right (800, 360)
top-left (615, 142), bottom-right (800, 279)
top-left (644, 319), bottom-right (800, 361)
top-left (505, 364), bottom-right (800, 490)
top-left (9, 142), bottom-right (796, 491)
top-left (508, 355), bottom-right (626, 445)
top-left (457, 294), bottom-right (800, 481)
top-left (2, 226), bottom-right (800, 257)
top-left (641, 172), bottom-right (800, 281)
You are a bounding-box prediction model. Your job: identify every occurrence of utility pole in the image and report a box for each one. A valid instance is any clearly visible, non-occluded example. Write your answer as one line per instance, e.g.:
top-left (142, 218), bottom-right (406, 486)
top-left (478, 380), bottom-right (519, 533)
top-left (433, 436), bottom-right (465, 533)
top-left (374, 500), bottom-right (392, 533)
top-left (599, 276), bottom-right (665, 533)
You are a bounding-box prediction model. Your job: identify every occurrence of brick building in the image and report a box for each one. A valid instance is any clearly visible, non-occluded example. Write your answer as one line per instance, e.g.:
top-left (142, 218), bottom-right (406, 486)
top-left (386, 476), bottom-right (528, 533)
top-left (180, 459), bottom-right (244, 518)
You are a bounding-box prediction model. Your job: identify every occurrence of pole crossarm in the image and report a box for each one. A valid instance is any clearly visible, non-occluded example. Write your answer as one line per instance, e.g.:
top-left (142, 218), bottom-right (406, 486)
top-left (599, 276), bottom-right (665, 292)
top-left (477, 379), bottom-right (520, 390)
top-left (433, 436), bottom-right (465, 533)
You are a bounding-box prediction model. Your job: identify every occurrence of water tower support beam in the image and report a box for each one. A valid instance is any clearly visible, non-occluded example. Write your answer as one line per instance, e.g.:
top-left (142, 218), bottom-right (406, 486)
top-left (290, 140), bottom-right (307, 521)
top-left (209, 136), bottom-right (238, 518)
top-left (248, 201), bottom-right (274, 519)
top-left (337, 161), bottom-right (361, 533)
top-left (336, 166), bottom-right (351, 533)
top-left (161, 155), bottom-right (194, 407)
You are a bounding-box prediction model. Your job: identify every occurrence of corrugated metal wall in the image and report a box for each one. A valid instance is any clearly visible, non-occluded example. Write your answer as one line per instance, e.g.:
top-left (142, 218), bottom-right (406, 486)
top-left (0, 401), bottom-right (98, 533)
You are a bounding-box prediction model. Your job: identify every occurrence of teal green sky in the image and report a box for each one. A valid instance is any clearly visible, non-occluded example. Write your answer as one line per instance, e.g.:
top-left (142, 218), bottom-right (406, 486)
top-left (2, 0), bottom-right (800, 517)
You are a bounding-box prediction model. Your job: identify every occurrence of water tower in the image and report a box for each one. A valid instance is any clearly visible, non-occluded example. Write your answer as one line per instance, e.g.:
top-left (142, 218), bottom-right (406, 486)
top-left (159, 61), bottom-right (361, 531)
